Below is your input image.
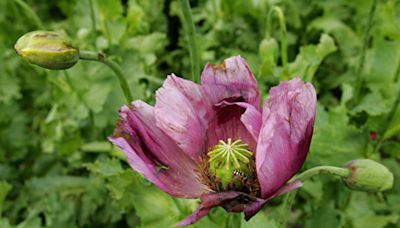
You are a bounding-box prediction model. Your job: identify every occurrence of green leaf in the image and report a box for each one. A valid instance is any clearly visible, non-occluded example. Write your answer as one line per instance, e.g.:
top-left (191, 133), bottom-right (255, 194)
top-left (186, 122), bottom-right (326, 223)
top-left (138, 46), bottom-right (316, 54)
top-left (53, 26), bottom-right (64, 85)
top-left (305, 205), bottom-right (339, 228)
top-left (309, 104), bottom-right (366, 166)
top-left (83, 82), bottom-right (112, 113)
top-left (289, 34), bottom-right (337, 81)
top-left (0, 181), bottom-right (11, 214)
top-left (352, 93), bottom-right (391, 116)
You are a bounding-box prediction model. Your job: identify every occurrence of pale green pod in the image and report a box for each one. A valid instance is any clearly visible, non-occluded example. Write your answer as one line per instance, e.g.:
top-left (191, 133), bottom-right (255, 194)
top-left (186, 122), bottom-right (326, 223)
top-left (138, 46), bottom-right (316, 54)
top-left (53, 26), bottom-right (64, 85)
top-left (343, 159), bottom-right (393, 192)
top-left (208, 139), bottom-right (254, 190)
top-left (14, 31), bottom-right (79, 70)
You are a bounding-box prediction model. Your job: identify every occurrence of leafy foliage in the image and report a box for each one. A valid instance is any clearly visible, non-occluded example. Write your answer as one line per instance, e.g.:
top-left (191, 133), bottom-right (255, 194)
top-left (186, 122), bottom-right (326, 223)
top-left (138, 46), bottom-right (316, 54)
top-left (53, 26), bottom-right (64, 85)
top-left (1, 0), bottom-right (399, 227)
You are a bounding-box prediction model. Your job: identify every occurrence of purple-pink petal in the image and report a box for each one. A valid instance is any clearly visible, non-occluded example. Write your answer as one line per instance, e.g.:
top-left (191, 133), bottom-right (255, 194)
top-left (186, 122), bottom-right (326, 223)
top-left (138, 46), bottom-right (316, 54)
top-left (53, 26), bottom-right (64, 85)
top-left (206, 101), bottom-right (257, 151)
top-left (201, 56), bottom-right (261, 110)
top-left (256, 78), bottom-right (316, 199)
top-left (109, 101), bottom-right (208, 198)
top-left (244, 179), bottom-right (303, 220)
top-left (178, 191), bottom-right (257, 226)
top-left (154, 75), bottom-right (209, 162)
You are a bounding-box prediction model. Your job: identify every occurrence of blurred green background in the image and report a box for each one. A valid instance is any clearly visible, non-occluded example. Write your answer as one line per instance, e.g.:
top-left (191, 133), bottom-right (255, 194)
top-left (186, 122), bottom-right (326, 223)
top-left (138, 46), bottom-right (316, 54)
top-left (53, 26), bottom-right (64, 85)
top-left (1, 0), bottom-right (399, 227)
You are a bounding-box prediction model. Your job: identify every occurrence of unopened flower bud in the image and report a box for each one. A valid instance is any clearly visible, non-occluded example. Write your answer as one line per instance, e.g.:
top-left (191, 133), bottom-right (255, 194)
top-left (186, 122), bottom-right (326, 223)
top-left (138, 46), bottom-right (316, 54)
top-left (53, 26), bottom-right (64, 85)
top-left (342, 159), bottom-right (393, 192)
top-left (14, 31), bottom-right (79, 70)
top-left (259, 37), bottom-right (279, 61)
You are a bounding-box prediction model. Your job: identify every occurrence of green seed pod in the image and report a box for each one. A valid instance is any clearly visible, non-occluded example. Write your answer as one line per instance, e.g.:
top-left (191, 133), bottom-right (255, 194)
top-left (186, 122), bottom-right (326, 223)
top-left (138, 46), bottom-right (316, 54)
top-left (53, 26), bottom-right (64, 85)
top-left (208, 139), bottom-right (254, 190)
top-left (14, 31), bottom-right (79, 70)
top-left (342, 159), bottom-right (393, 192)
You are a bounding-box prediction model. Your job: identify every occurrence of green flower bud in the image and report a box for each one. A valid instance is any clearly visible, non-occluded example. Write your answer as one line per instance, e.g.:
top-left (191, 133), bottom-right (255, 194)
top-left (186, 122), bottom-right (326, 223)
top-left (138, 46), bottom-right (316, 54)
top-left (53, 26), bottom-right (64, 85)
top-left (259, 37), bottom-right (279, 61)
top-left (342, 159), bottom-right (393, 192)
top-left (14, 31), bottom-right (79, 70)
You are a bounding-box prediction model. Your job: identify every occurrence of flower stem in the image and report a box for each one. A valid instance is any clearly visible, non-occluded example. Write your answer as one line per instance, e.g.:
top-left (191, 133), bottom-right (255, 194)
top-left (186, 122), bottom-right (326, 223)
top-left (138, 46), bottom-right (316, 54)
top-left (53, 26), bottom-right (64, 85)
top-left (373, 83), bottom-right (400, 154)
top-left (354, 0), bottom-right (378, 102)
top-left (276, 189), bottom-right (298, 228)
top-left (276, 166), bottom-right (350, 228)
top-left (226, 213), bottom-right (241, 228)
top-left (179, 0), bottom-right (200, 83)
top-left (268, 6), bottom-right (288, 79)
top-left (14, 0), bottom-right (44, 29)
top-left (296, 166), bottom-right (350, 181)
top-left (79, 50), bottom-right (133, 102)
top-left (88, 0), bottom-right (96, 33)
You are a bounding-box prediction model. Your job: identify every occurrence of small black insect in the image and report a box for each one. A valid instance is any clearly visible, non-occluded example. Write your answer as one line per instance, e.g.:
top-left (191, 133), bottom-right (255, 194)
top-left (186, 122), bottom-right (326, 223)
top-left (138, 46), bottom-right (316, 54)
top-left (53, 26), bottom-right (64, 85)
top-left (233, 169), bottom-right (247, 179)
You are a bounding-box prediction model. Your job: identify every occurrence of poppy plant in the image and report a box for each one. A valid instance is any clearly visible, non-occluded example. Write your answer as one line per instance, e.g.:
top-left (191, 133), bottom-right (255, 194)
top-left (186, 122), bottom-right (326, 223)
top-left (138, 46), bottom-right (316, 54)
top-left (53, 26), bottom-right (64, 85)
top-left (109, 56), bottom-right (317, 225)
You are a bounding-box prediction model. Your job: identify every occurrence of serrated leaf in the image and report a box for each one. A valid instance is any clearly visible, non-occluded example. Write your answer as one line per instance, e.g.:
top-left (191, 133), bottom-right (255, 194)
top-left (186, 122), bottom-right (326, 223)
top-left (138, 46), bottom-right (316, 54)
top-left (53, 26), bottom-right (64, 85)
top-left (309, 105), bottom-right (366, 166)
top-left (352, 93), bottom-right (391, 116)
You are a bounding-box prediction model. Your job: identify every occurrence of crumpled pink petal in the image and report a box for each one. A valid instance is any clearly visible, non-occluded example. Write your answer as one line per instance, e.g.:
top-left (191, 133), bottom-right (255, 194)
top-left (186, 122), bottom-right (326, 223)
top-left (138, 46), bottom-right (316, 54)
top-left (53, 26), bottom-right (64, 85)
top-left (178, 191), bottom-right (252, 226)
top-left (256, 78), bottom-right (317, 198)
top-left (109, 101), bottom-right (208, 198)
top-left (178, 179), bottom-right (303, 226)
top-left (206, 100), bottom-right (257, 151)
top-left (215, 100), bottom-right (262, 142)
top-left (244, 179), bottom-right (303, 220)
top-left (201, 56), bottom-right (261, 110)
top-left (154, 75), bottom-right (210, 162)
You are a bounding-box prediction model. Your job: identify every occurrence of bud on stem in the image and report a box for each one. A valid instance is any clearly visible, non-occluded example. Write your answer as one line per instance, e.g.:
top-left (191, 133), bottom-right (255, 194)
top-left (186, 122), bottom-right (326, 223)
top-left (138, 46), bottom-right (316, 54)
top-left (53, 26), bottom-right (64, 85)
top-left (14, 31), bottom-right (133, 102)
top-left (342, 159), bottom-right (393, 192)
top-left (15, 31), bottom-right (79, 70)
top-left (295, 159), bottom-right (393, 193)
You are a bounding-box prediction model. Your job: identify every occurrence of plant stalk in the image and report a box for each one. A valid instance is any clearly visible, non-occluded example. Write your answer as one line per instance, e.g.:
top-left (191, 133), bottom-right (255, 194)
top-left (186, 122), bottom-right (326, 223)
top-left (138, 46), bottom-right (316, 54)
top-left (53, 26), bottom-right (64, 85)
top-left (276, 166), bottom-right (350, 228)
top-left (79, 50), bottom-right (133, 102)
top-left (226, 212), bottom-right (241, 228)
top-left (88, 0), bottom-right (96, 33)
top-left (179, 0), bottom-right (200, 83)
top-left (374, 82), bottom-right (400, 153)
top-left (268, 6), bottom-right (288, 79)
top-left (354, 0), bottom-right (378, 102)
top-left (14, 0), bottom-right (44, 29)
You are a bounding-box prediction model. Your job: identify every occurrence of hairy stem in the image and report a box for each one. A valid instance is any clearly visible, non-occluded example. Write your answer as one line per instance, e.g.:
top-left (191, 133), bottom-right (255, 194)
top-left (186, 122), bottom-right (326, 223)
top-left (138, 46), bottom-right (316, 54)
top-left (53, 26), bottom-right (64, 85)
top-left (14, 0), bottom-right (44, 29)
top-left (79, 50), bottom-right (133, 102)
top-left (354, 0), bottom-right (378, 102)
top-left (226, 212), bottom-right (241, 228)
top-left (88, 0), bottom-right (96, 33)
top-left (268, 6), bottom-right (288, 79)
top-left (276, 189), bottom-right (298, 228)
top-left (277, 166), bottom-right (350, 228)
top-left (296, 166), bottom-right (350, 181)
top-left (374, 83), bottom-right (400, 153)
top-left (180, 0), bottom-right (200, 83)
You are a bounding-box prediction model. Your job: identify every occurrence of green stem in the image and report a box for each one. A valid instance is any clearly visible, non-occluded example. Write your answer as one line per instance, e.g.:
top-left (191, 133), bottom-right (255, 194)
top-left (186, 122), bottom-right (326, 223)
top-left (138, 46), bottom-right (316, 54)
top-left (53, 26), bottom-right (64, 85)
top-left (79, 50), bottom-right (133, 102)
top-left (180, 0), bottom-right (200, 83)
top-left (226, 213), bottom-right (241, 228)
top-left (374, 83), bottom-right (400, 153)
top-left (354, 0), bottom-right (378, 102)
top-left (276, 166), bottom-right (350, 228)
top-left (14, 0), bottom-right (44, 29)
top-left (88, 0), bottom-right (96, 33)
top-left (276, 189), bottom-right (298, 228)
top-left (268, 6), bottom-right (288, 79)
top-left (296, 166), bottom-right (350, 181)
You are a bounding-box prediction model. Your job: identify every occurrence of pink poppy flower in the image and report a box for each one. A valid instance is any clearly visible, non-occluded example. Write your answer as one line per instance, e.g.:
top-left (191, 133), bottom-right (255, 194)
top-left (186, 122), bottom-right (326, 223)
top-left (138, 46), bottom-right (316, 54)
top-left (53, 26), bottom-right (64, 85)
top-left (109, 56), bottom-right (317, 225)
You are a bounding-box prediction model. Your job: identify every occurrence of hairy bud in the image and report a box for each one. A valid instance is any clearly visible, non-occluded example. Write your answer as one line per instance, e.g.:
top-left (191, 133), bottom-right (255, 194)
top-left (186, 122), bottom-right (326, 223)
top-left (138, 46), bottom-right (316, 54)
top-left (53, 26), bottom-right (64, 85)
top-left (15, 31), bottom-right (79, 70)
top-left (342, 159), bottom-right (393, 192)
